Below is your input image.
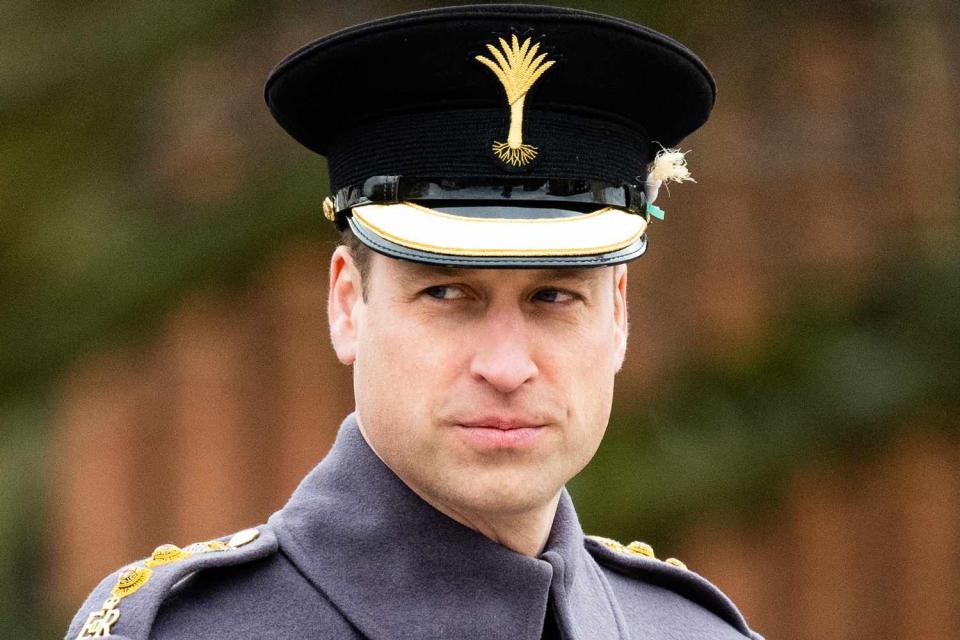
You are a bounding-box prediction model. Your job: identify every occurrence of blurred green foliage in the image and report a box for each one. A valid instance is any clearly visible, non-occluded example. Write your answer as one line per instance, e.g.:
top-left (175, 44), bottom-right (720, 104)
top-left (0, 0), bottom-right (329, 398)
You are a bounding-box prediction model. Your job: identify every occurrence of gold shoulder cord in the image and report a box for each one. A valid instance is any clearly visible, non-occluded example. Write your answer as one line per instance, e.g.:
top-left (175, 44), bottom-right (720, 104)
top-left (475, 35), bottom-right (555, 167)
top-left (75, 534), bottom-right (256, 639)
top-left (588, 534), bottom-right (688, 570)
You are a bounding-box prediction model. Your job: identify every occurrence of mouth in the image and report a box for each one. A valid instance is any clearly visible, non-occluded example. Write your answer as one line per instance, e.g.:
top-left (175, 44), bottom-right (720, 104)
top-left (458, 417), bottom-right (543, 430)
top-left (453, 417), bottom-right (549, 449)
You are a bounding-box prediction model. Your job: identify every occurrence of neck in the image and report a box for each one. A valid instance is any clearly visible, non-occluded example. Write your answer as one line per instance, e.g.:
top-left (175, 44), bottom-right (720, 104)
top-left (419, 491), bottom-right (562, 557)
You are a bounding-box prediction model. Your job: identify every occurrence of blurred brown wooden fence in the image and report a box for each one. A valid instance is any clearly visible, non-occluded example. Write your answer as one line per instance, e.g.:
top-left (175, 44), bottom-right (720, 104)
top-left (679, 426), bottom-right (959, 640)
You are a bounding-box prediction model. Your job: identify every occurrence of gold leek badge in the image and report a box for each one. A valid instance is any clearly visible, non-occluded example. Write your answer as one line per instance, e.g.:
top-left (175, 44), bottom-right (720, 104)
top-left (476, 35), bottom-right (555, 167)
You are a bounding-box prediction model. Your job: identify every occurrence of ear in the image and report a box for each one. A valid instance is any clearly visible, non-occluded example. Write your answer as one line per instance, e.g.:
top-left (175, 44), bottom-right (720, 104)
top-left (612, 264), bottom-right (629, 372)
top-left (328, 245), bottom-right (363, 365)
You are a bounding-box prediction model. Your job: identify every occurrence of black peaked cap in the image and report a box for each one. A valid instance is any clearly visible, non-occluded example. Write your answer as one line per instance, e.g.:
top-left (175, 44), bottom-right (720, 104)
top-left (264, 4), bottom-right (715, 267)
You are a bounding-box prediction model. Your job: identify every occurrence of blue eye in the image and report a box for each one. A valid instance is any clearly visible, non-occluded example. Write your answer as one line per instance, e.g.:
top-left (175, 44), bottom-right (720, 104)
top-left (533, 289), bottom-right (575, 303)
top-left (424, 285), bottom-right (467, 300)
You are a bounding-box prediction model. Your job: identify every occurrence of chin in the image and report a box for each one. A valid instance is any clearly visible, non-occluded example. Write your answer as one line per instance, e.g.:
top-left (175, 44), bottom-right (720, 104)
top-left (448, 471), bottom-right (562, 516)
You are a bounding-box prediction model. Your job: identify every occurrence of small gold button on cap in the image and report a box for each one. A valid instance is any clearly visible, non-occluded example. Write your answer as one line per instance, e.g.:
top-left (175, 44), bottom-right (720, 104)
top-left (665, 557), bottom-right (687, 570)
top-left (228, 528), bottom-right (260, 548)
top-left (322, 197), bottom-right (336, 221)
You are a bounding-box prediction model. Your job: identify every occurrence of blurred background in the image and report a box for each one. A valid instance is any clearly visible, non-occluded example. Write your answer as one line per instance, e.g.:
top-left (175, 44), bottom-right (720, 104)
top-left (1, 0), bottom-right (958, 637)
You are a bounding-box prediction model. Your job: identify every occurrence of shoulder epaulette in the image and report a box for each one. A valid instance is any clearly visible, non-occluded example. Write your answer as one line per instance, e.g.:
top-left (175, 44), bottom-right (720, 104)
top-left (65, 525), bottom-right (278, 640)
top-left (584, 535), bottom-right (764, 640)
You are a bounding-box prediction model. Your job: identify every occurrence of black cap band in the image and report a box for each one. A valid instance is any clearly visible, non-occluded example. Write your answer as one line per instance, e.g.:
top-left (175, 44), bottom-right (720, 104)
top-left (331, 176), bottom-right (647, 228)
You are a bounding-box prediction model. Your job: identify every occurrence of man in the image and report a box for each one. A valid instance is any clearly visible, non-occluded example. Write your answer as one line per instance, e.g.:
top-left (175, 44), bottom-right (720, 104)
top-left (67, 4), bottom-right (762, 639)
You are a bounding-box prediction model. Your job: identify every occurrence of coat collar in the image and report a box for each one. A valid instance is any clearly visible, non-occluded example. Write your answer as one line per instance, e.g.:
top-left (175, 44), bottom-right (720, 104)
top-left (269, 414), bottom-right (626, 640)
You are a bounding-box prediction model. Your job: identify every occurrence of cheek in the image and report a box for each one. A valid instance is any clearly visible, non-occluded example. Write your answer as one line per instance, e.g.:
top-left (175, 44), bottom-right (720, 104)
top-left (568, 329), bottom-right (617, 447)
top-left (551, 317), bottom-right (620, 380)
top-left (356, 308), bottom-right (467, 409)
top-left (548, 318), bottom-right (619, 424)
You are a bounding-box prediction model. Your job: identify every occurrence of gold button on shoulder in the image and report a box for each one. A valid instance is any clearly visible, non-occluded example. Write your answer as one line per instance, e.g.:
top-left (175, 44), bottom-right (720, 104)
top-left (184, 539), bottom-right (230, 554)
top-left (146, 543), bottom-right (190, 567)
top-left (664, 557), bottom-right (687, 570)
top-left (588, 535), bottom-right (625, 554)
top-left (227, 527), bottom-right (260, 548)
top-left (111, 565), bottom-right (153, 599)
top-left (626, 541), bottom-right (656, 559)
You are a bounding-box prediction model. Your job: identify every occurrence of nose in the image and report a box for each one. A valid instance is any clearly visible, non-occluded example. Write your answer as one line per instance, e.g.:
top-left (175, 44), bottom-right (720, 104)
top-left (468, 310), bottom-right (539, 394)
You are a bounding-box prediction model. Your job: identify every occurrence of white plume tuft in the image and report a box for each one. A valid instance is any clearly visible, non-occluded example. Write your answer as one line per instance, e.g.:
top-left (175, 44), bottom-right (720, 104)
top-left (644, 148), bottom-right (695, 205)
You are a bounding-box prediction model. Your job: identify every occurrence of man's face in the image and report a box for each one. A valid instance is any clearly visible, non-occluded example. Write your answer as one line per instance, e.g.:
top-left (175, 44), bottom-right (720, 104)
top-left (329, 248), bottom-right (628, 517)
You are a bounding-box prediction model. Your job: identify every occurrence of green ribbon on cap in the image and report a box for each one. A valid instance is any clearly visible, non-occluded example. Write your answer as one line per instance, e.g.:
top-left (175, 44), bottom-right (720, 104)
top-left (647, 203), bottom-right (665, 220)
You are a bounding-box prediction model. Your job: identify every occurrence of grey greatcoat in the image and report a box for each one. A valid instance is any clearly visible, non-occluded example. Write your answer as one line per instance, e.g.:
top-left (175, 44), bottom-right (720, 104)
top-left (67, 414), bottom-right (763, 639)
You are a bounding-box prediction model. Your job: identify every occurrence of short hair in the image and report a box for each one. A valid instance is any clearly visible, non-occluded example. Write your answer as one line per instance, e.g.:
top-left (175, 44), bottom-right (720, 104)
top-left (338, 228), bottom-right (372, 300)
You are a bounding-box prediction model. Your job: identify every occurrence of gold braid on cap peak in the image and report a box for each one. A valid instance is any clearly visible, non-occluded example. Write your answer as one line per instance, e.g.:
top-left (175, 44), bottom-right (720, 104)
top-left (475, 35), bottom-right (556, 167)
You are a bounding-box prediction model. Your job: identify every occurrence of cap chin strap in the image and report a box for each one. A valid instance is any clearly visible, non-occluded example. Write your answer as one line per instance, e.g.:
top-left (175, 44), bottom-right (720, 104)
top-left (325, 176), bottom-right (647, 228)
